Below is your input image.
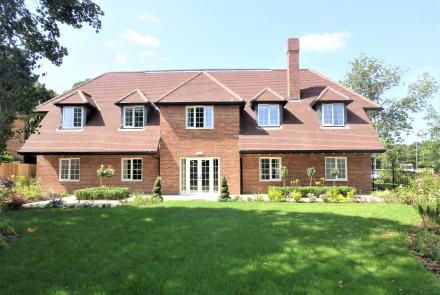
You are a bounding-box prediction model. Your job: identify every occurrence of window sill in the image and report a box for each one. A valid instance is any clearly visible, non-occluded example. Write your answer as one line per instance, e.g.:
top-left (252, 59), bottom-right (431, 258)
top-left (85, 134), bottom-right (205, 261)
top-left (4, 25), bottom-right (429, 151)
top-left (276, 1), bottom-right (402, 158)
top-left (121, 179), bottom-right (143, 182)
top-left (325, 178), bottom-right (348, 182)
top-left (185, 127), bottom-right (214, 130)
top-left (257, 126), bottom-right (282, 130)
top-left (59, 179), bottom-right (80, 182)
top-left (259, 179), bottom-right (282, 182)
top-left (321, 126), bottom-right (350, 129)
top-left (56, 128), bottom-right (84, 132)
top-left (118, 128), bottom-right (145, 131)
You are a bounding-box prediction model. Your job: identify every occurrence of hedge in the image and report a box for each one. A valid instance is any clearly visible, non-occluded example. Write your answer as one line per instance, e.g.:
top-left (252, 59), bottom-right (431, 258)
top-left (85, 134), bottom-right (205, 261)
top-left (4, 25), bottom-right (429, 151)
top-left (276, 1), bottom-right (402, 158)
top-left (268, 186), bottom-right (356, 202)
top-left (75, 187), bottom-right (130, 200)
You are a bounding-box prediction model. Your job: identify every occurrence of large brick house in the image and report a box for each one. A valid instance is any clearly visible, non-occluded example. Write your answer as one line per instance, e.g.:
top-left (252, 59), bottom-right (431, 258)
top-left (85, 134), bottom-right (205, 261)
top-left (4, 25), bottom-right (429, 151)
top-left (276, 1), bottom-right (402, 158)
top-left (19, 38), bottom-right (384, 195)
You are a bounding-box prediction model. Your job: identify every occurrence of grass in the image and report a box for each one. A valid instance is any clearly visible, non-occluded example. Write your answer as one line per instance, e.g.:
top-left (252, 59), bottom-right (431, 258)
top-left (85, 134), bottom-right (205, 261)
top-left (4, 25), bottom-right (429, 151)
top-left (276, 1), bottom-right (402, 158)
top-left (1, 202), bottom-right (439, 294)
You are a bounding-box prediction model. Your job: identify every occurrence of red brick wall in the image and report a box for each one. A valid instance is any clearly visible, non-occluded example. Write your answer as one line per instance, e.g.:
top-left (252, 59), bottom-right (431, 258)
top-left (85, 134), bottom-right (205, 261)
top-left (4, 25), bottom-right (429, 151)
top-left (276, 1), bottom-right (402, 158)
top-left (159, 105), bottom-right (241, 194)
top-left (37, 155), bottom-right (159, 193)
top-left (241, 153), bottom-right (372, 194)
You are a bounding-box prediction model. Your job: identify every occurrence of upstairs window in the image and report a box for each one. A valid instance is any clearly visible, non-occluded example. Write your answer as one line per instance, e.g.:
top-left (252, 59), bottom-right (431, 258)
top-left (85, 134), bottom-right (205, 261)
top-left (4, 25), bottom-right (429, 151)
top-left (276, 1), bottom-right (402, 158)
top-left (257, 104), bottom-right (280, 127)
top-left (325, 157), bottom-right (347, 181)
top-left (186, 106), bottom-right (213, 129)
top-left (259, 157), bottom-right (281, 181)
top-left (123, 106), bottom-right (145, 128)
top-left (322, 103), bottom-right (345, 126)
top-left (62, 106), bottom-right (84, 129)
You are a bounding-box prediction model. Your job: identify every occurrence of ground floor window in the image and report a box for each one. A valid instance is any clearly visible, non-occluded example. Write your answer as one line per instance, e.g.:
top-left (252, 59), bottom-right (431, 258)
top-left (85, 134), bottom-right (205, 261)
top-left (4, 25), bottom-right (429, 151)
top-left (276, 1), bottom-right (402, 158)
top-left (122, 158), bottom-right (143, 181)
top-left (325, 157), bottom-right (347, 180)
top-left (259, 157), bottom-right (281, 181)
top-left (59, 158), bottom-right (80, 181)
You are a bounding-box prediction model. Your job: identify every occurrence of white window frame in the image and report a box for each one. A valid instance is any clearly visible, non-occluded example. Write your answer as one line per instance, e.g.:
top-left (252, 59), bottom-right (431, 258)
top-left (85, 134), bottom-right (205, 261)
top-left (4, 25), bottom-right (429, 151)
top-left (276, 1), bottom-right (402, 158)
top-left (179, 157), bottom-right (220, 194)
top-left (259, 157), bottom-right (282, 181)
top-left (62, 106), bottom-right (84, 129)
top-left (257, 104), bottom-right (280, 127)
top-left (123, 105), bottom-right (145, 129)
top-left (59, 158), bottom-right (80, 182)
top-left (325, 157), bottom-right (348, 181)
top-left (321, 103), bottom-right (345, 127)
top-left (185, 106), bottom-right (214, 129)
top-left (121, 158), bottom-right (143, 181)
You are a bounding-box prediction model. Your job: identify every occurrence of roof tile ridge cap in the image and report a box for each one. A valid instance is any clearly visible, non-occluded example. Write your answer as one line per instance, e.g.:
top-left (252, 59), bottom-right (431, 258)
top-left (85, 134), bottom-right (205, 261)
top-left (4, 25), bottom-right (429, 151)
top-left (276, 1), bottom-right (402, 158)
top-left (202, 72), bottom-right (244, 102)
top-left (325, 86), bottom-right (353, 101)
top-left (36, 72), bottom-right (108, 110)
top-left (77, 90), bottom-right (89, 104)
top-left (116, 89), bottom-right (138, 103)
top-left (136, 89), bottom-right (149, 103)
top-left (156, 72), bottom-right (203, 102)
top-left (306, 69), bottom-right (381, 107)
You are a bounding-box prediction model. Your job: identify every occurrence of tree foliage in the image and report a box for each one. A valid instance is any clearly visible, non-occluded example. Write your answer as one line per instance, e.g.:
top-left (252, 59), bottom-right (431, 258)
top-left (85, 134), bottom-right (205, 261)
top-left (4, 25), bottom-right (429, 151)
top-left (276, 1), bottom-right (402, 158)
top-left (72, 78), bottom-right (91, 89)
top-left (342, 54), bottom-right (439, 145)
top-left (0, 0), bottom-right (104, 150)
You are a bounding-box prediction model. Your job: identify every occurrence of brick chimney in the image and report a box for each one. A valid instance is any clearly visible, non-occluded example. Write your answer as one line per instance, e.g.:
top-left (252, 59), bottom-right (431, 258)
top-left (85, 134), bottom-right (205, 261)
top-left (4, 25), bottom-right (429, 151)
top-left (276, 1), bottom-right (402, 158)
top-left (286, 38), bottom-right (300, 100)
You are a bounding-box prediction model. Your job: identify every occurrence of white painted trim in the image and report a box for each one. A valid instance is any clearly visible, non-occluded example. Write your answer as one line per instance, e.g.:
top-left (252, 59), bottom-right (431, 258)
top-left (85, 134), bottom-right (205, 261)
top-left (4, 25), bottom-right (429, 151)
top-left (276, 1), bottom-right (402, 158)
top-left (61, 106), bottom-right (84, 129)
top-left (321, 103), bottom-right (346, 127)
top-left (121, 158), bottom-right (143, 181)
top-left (59, 158), bottom-right (80, 182)
top-left (257, 104), bottom-right (281, 127)
top-left (185, 106), bottom-right (215, 129)
top-left (122, 105), bottom-right (145, 129)
top-left (324, 157), bottom-right (348, 181)
top-left (259, 157), bottom-right (282, 181)
top-left (179, 157), bottom-right (220, 194)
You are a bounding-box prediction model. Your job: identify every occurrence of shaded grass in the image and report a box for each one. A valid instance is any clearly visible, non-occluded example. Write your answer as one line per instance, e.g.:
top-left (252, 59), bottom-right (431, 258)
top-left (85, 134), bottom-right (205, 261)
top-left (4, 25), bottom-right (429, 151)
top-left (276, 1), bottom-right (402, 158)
top-left (1, 202), bottom-right (439, 294)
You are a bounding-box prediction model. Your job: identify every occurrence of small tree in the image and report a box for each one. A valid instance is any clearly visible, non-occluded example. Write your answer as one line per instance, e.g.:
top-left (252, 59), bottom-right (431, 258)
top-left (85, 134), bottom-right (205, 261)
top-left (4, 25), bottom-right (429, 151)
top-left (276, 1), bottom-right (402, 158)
top-left (281, 166), bottom-right (288, 186)
top-left (96, 165), bottom-right (114, 186)
top-left (152, 176), bottom-right (162, 200)
top-left (307, 167), bottom-right (316, 186)
top-left (219, 177), bottom-right (230, 201)
top-left (330, 168), bottom-right (339, 186)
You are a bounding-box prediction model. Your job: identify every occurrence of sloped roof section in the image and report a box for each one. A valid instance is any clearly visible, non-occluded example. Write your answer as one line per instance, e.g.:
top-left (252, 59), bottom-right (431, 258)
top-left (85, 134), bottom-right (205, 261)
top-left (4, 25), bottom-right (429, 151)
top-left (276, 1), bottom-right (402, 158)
top-left (156, 72), bottom-right (244, 104)
top-left (54, 90), bottom-right (98, 110)
top-left (310, 87), bottom-right (353, 108)
top-left (251, 87), bottom-right (287, 102)
top-left (115, 89), bottom-right (149, 105)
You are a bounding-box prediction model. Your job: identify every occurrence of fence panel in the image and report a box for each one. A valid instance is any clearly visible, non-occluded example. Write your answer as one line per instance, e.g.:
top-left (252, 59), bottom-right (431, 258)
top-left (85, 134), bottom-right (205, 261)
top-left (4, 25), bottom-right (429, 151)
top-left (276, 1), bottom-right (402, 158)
top-left (0, 163), bottom-right (36, 178)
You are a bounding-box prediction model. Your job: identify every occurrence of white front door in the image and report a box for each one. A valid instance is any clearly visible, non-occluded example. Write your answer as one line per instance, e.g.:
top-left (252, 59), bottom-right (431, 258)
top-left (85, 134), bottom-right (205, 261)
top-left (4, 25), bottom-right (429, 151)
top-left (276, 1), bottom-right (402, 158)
top-left (180, 157), bottom-right (219, 194)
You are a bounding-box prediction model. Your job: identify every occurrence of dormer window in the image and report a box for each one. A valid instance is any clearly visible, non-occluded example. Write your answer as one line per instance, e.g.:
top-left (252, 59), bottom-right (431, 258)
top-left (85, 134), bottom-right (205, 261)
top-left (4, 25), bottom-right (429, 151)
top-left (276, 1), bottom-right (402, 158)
top-left (186, 106), bottom-right (214, 129)
top-left (322, 103), bottom-right (345, 126)
top-left (62, 106), bottom-right (84, 129)
top-left (257, 104), bottom-right (280, 127)
top-left (123, 106), bottom-right (145, 128)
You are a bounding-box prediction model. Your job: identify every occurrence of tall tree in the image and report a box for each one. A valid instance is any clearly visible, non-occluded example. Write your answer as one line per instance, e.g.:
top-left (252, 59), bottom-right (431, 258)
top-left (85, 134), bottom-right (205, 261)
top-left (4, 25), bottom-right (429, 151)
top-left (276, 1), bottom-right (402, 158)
top-left (72, 78), bottom-right (91, 88)
top-left (424, 105), bottom-right (440, 143)
top-left (0, 0), bottom-right (104, 150)
top-left (342, 54), bottom-right (439, 145)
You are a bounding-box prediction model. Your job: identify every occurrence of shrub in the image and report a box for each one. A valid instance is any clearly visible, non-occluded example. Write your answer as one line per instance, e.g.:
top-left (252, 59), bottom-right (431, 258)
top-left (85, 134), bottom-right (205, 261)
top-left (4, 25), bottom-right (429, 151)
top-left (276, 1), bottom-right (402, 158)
top-left (268, 186), bottom-right (356, 202)
top-left (152, 176), bottom-right (162, 200)
top-left (0, 216), bottom-right (17, 250)
top-left (292, 191), bottom-right (302, 202)
top-left (307, 193), bottom-right (317, 203)
top-left (411, 228), bottom-right (440, 264)
top-left (1, 194), bottom-right (27, 210)
top-left (96, 165), bottom-right (115, 186)
top-left (372, 190), bottom-right (397, 203)
top-left (0, 177), bottom-right (15, 201)
top-left (75, 187), bottom-right (130, 200)
top-left (11, 176), bottom-right (44, 200)
top-left (129, 194), bottom-right (162, 206)
top-left (45, 198), bottom-right (66, 208)
top-left (0, 151), bottom-right (14, 163)
top-left (218, 177), bottom-right (230, 201)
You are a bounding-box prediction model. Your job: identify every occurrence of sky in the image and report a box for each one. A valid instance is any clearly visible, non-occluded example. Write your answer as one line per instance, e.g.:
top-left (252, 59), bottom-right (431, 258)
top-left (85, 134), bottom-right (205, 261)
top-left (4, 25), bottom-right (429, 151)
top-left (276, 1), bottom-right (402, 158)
top-left (34, 0), bottom-right (440, 143)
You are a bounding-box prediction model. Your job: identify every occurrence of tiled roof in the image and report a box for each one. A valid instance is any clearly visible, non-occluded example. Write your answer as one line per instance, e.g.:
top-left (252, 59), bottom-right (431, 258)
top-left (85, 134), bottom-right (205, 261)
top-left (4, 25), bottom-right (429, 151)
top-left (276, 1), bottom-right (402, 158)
top-left (21, 69), bottom-right (384, 154)
top-left (251, 88), bottom-right (286, 102)
top-left (115, 89), bottom-right (150, 105)
top-left (309, 87), bottom-right (353, 108)
top-left (54, 90), bottom-right (98, 110)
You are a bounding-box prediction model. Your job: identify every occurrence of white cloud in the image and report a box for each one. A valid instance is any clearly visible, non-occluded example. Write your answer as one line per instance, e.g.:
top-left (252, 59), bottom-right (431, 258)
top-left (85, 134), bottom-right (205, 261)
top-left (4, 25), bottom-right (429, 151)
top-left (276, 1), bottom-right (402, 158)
top-left (121, 29), bottom-right (160, 47)
top-left (138, 50), bottom-right (157, 59)
top-left (138, 13), bottom-right (159, 22)
top-left (300, 32), bottom-right (350, 53)
top-left (115, 53), bottom-right (128, 65)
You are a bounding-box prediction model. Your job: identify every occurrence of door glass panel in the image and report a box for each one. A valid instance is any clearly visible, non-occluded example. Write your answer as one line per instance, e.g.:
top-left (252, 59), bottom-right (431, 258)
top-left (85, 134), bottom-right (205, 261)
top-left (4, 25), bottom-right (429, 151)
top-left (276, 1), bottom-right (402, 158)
top-left (201, 160), bottom-right (210, 192)
top-left (180, 159), bottom-right (186, 192)
top-left (189, 160), bottom-right (198, 192)
top-left (213, 159), bottom-right (219, 192)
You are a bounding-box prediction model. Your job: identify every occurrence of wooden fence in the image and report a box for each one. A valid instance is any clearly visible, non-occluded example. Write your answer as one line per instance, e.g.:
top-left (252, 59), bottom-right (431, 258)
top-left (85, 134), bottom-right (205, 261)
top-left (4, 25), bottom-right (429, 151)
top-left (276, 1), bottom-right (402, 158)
top-left (0, 163), bottom-right (36, 178)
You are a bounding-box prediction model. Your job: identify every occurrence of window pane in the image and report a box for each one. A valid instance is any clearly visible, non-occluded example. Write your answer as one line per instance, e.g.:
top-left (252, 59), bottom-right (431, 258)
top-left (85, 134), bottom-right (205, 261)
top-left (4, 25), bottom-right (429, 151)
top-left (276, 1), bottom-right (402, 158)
top-left (189, 160), bottom-right (198, 191)
top-left (201, 159), bottom-right (210, 192)
top-left (73, 107), bottom-right (83, 127)
top-left (70, 159), bottom-right (80, 180)
top-left (180, 159), bottom-right (186, 191)
top-left (134, 106), bottom-right (144, 127)
top-left (123, 159), bottom-right (131, 180)
top-left (187, 108), bottom-right (194, 128)
top-left (271, 158), bottom-right (280, 179)
top-left (132, 159), bottom-right (142, 180)
top-left (60, 159), bottom-right (70, 180)
top-left (333, 104), bottom-right (345, 125)
top-left (62, 107), bottom-right (74, 128)
top-left (195, 107), bottom-right (204, 128)
top-left (204, 107), bottom-right (213, 128)
top-left (325, 158), bottom-right (336, 179)
top-left (337, 158), bottom-right (346, 179)
top-left (323, 104), bottom-right (333, 125)
top-left (269, 105), bottom-right (280, 126)
top-left (260, 158), bottom-right (270, 180)
top-left (213, 158), bottom-right (219, 192)
top-left (124, 107), bottom-right (133, 127)
top-left (258, 105), bottom-right (269, 126)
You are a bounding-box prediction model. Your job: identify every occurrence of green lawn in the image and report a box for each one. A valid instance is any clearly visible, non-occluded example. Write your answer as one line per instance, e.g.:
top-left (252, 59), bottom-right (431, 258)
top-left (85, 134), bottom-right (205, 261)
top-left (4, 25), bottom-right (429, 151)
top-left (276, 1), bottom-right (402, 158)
top-left (1, 202), bottom-right (439, 295)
